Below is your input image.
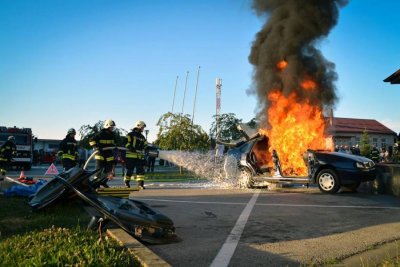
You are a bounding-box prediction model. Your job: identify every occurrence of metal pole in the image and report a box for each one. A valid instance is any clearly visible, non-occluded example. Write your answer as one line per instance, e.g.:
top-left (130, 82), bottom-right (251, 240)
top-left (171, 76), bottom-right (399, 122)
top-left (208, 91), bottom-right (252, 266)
top-left (216, 78), bottom-right (222, 140)
top-left (181, 71), bottom-right (189, 114)
top-left (191, 66), bottom-right (201, 125)
top-left (171, 75), bottom-right (179, 114)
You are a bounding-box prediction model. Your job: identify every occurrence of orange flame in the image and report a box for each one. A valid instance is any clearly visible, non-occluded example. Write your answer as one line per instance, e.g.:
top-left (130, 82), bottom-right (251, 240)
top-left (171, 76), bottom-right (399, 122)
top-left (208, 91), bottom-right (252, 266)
top-left (300, 79), bottom-right (316, 91)
top-left (263, 91), bottom-right (332, 176)
top-left (276, 60), bottom-right (288, 71)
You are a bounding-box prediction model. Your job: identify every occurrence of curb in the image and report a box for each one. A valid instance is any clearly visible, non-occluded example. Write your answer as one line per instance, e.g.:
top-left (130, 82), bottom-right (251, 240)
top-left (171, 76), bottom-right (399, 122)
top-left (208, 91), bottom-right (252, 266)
top-left (107, 228), bottom-right (171, 267)
top-left (334, 240), bottom-right (400, 266)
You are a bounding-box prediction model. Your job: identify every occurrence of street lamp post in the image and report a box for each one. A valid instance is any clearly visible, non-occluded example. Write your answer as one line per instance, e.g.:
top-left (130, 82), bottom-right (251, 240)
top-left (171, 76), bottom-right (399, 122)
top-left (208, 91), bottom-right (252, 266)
top-left (144, 130), bottom-right (149, 139)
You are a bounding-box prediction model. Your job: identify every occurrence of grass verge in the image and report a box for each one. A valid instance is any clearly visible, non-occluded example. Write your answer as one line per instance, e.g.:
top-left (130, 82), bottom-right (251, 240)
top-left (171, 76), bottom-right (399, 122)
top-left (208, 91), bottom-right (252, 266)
top-left (0, 196), bottom-right (139, 266)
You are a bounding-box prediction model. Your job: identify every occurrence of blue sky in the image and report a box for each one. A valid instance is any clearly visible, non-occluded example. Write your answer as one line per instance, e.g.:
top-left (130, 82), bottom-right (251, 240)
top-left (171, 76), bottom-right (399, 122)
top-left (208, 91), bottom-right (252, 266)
top-left (1, 0), bottom-right (399, 142)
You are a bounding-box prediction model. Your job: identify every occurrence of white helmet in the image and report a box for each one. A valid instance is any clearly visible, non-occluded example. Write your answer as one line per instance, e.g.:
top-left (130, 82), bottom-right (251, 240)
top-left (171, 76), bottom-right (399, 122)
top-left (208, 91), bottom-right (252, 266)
top-left (8, 136), bottom-right (15, 142)
top-left (104, 119), bottom-right (116, 129)
top-left (134, 120), bottom-right (146, 129)
top-left (67, 128), bottom-right (76, 135)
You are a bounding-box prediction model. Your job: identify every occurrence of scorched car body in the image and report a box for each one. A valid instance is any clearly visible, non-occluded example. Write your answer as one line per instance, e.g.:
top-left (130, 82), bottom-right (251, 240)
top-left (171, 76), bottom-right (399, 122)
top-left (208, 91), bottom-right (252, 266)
top-left (222, 133), bottom-right (376, 194)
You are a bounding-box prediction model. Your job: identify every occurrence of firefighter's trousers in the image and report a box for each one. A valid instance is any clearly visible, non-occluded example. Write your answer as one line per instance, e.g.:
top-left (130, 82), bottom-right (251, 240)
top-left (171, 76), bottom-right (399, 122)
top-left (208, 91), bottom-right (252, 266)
top-left (125, 158), bottom-right (146, 187)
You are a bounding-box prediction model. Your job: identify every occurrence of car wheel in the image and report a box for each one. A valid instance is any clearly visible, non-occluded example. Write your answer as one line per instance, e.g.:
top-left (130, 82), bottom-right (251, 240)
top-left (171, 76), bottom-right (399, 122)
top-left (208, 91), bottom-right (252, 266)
top-left (238, 167), bottom-right (254, 189)
top-left (317, 168), bottom-right (340, 194)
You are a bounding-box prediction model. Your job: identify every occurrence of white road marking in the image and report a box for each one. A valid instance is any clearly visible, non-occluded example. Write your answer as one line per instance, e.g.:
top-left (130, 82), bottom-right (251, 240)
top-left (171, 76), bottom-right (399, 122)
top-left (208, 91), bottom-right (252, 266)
top-left (209, 191), bottom-right (259, 267)
top-left (136, 198), bottom-right (400, 210)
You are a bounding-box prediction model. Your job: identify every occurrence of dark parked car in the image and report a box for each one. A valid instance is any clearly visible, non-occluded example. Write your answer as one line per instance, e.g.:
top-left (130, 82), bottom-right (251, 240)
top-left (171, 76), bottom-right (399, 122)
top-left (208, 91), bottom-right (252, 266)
top-left (221, 133), bottom-right (376, 194)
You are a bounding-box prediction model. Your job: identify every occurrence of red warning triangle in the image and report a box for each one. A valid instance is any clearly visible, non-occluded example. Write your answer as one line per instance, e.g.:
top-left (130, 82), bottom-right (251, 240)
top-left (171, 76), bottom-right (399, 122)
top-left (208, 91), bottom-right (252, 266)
top-left (45, 163), bottom-right (59, 175)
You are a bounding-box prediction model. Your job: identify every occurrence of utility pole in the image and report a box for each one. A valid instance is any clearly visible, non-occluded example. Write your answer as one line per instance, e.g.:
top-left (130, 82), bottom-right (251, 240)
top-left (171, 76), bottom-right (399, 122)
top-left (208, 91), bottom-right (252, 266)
top-left (181, 71), bottom-right (189, 115)
top-left (171, 75), bottom-right (179, 115)
top-left (216, 77), bottom-right (222, 140)
top-left (179, 71), bottom-right (189, 174)
top-left (191, 66), bottom-right (201, 126)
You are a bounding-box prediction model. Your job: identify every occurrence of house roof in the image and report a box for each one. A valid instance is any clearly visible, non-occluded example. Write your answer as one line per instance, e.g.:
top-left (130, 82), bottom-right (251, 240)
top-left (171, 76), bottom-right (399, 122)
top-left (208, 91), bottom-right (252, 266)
top-left (326, 117), bottom-right (397, 135)
top-left (384, 69), bottom-right (400, 84)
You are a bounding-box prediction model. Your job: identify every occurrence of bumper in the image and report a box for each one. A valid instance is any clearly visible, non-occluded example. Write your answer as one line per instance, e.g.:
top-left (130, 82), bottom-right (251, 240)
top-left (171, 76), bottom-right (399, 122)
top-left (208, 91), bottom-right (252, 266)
top-left (337, 168), bottom-right (377, 185)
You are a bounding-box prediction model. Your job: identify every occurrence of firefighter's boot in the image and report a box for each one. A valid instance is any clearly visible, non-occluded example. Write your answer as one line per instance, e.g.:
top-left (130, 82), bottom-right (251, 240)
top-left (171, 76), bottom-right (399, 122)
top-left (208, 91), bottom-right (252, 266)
top-left (101, 180), bottom-right (110, 188)
top-left (125, 181), bottom-right (130, 188)
top-left (138, 180), bottom-right (145, 190)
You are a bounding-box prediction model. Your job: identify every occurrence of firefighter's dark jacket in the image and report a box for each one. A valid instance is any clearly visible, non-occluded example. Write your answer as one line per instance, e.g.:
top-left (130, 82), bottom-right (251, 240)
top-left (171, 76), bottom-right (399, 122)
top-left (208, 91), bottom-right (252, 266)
top-left (125, 129), bottom-right (148, 159)
top-left (370, 148), bottom-right (380, 162)
top-left (0, 140), bottom-right (17, 162)
top-left (58, 135), bottom-right (78, 161)
top-left (89, 129), bottom-right (118, 162)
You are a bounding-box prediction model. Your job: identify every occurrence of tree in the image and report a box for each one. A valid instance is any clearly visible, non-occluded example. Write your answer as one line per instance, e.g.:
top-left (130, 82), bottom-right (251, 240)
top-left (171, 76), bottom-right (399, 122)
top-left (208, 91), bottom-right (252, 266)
top-left (154, 112), bottom-right (209, 151)
top-left (360, 129), bottom-right (371, 157)
top-left (209, 113), bottom-right (242, 142)
top-left (78, 120), bottom-right (127, 149)
top-left (209, 113), bottom-right (258, 142)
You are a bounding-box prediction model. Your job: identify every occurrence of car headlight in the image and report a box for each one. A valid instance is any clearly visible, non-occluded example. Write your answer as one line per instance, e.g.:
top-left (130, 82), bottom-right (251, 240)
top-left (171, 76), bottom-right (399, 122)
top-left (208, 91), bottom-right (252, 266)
top-left (355, 162), bottom-right (365, 169)
top-left (365, 161), bottom-right (375, 168)
top-left (356, 161), bottom-right (375, 169)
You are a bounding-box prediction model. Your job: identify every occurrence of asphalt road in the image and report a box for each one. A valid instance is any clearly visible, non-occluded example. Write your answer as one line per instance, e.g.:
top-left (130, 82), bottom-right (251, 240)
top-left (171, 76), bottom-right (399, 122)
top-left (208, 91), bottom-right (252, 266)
top-left (132, 187), bottom-right (400, 266)
top-left (7, 166), bottom-right (400, 266)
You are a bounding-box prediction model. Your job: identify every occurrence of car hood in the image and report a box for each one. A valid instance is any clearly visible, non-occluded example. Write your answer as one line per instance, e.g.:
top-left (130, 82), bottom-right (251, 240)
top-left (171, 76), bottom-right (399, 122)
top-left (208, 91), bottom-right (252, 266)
top-left (313, 150), bottom-right (373, 162)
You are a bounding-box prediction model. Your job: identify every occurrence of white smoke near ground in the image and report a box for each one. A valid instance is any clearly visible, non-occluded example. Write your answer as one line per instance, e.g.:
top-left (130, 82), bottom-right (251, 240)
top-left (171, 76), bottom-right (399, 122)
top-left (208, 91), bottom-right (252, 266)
top-left (158, 150), bottom-right (241, 188)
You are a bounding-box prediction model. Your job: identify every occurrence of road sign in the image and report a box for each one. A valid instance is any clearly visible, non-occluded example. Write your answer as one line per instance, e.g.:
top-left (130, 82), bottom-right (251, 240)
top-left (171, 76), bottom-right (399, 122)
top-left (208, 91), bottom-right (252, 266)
top-left (45, 163), bottom-right (59, 175)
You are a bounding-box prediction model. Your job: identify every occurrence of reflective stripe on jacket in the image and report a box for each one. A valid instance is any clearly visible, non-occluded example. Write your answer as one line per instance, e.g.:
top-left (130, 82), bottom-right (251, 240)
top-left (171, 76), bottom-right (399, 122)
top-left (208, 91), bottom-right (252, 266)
top-left (90, 129), bottom-right (118, 161)
top-left (0, 141), bottom-right (16, 161)
top-left (125, 129), bottom-right (147, 159)
top-left (58, 136), bottom-right (78, 161)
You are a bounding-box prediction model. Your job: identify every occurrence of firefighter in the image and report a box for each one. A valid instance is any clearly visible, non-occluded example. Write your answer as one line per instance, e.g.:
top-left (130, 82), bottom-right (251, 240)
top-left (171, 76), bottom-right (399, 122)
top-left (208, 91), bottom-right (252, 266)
top-left (0, 136), bottom-right (17, 179)
top-left (394, 143), bottom-right (400, 163)
top-left (58, 128), bottom-right (78, 171)
top-left (124, 121), bottom-right (148, 189)
top-left (89, 119), bottom-right (118, 188)
top-left (370, 146), bottom-right (380, 163)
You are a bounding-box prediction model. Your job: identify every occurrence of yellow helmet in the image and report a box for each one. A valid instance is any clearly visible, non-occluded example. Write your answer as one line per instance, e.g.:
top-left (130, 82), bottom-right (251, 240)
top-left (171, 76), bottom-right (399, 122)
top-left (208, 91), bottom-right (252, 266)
top-left (103, 119), bottom-right (116, 129)
top-left (134, 121), bottom-right (146, 129)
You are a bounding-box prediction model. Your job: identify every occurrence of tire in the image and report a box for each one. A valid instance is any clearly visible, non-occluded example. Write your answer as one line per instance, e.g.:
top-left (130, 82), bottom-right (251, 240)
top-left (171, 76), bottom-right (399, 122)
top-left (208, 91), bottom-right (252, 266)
top-left (317, 168), bottom-right (340, 194)
top-left (238, 167), bottom-right (254, 189)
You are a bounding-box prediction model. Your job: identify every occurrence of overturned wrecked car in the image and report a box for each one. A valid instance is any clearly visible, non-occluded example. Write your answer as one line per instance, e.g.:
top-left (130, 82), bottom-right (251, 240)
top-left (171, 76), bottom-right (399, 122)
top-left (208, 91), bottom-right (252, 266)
top-left (28, 147), bottom-right (178, 244)
top-left (220, 130), bottom-right (376, 194)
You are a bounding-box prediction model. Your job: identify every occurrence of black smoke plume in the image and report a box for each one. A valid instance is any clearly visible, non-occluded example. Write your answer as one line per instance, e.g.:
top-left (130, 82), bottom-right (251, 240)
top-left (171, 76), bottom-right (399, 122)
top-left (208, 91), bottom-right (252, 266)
top-left (249, 0), bottom-right (348, 126)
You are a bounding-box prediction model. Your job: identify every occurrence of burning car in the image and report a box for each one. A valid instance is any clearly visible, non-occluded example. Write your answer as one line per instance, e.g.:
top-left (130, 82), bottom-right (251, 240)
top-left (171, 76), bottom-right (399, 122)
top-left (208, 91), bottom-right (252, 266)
top-left (221, 130), bottom-right (376, 194)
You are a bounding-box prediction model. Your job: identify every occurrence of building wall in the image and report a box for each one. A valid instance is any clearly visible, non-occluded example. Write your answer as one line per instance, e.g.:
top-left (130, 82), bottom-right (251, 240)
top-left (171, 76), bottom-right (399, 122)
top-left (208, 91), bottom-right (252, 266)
top-left (34, 139), bottom-right (61, 153)
top-left (333, 133), bottom-right (396, 149)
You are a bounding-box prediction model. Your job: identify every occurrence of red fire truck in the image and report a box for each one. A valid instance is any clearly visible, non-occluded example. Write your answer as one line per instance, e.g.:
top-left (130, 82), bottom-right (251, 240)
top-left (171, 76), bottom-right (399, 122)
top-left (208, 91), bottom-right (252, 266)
top-left (0, 126), bottom-right (33, 170)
